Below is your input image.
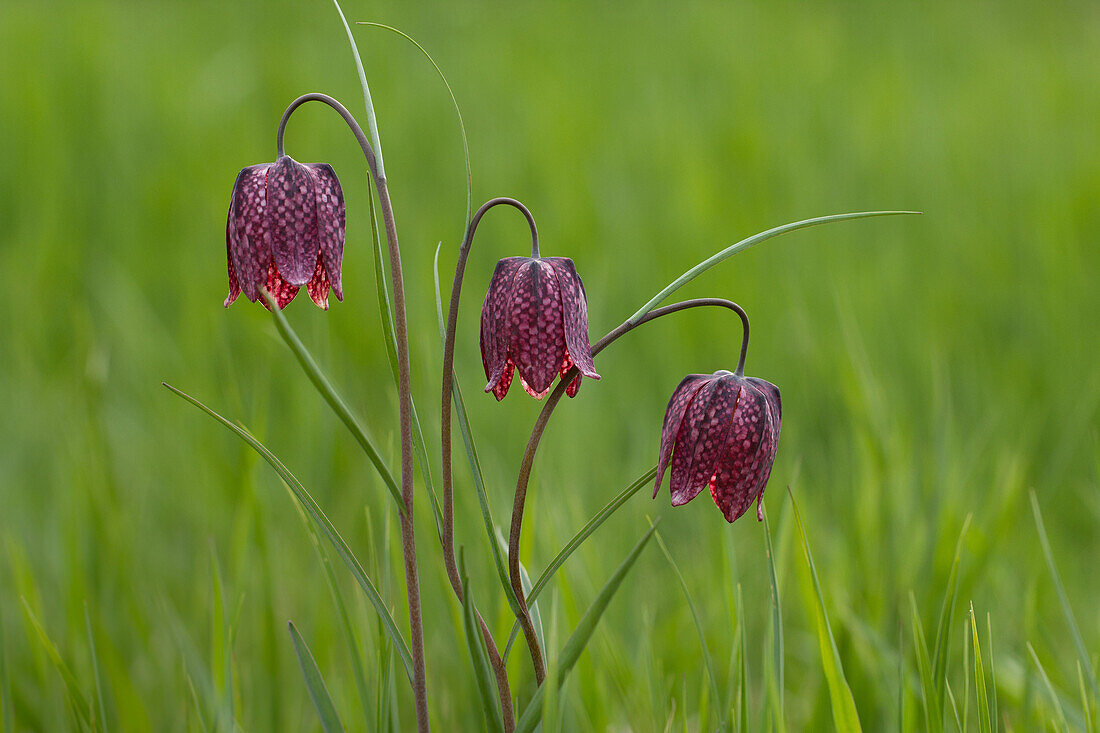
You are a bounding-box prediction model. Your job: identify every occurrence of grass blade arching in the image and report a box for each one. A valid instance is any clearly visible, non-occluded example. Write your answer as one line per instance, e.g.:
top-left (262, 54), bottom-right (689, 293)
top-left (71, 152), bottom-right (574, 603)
top-left (163, 382), bottom-right (414, 679)
top-left (970, 604), bottom-right (991, 733)
top-left (459, 553), bottom-right (505, 733)
top-left (514, 520), bottom-right (660, 733)
top-left (502, 466), bottom-right (657, 658)
top-left (790, 490), bottom-right (862, 733)
top-left (933, 515), bottom-right (972, 709)
top-left (288, 621), bottom-right (346, 733)
top-left (20, 598), bottom-right (93, 729)
top-left (909, 592), bottom-right (943, 733)
top-left (1027, 642), bottom-right (1069, 732)
top-left (1030, 491), bottom-right (1099, 699)
top-left (653, 528), bottom-right (723, 730)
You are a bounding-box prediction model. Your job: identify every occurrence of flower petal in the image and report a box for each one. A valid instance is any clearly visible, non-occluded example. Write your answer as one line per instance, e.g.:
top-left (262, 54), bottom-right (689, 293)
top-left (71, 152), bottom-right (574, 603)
top-left (306, 253), bottom-right (330, 310)
top-left (708, 380), bottom-right (771, 522)
top-left (546, 257), bottom-right (600, 380)
top-left (670, 377), bottom-right (740, 506)
top-left (224, 209), bottom-right (241, 307)
top-left (229, 164), bottom-right (272, 302)
top-left (491, 361), bottom-right (515, 401)
top-left (510, 259), bottom-right (566, 397)
top-left (261, 258), bottom-right (299, 309)
top-left (654, 374), bottom-right (710, 497)
top-left (307, 163), bottom-right (345, 301)
top-left (481, 258), bottom-right (526, 394)
top-left (266, 156), bottom-right (318, 287)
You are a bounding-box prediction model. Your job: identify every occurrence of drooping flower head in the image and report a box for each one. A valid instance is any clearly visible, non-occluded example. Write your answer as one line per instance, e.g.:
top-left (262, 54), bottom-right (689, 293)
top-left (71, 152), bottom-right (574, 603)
top-left (654, 370), bottom-right (781, 522)
top-left (224, 155), bottom-right (345, 309)
top-left (480, 256), bottom-right (600, 400)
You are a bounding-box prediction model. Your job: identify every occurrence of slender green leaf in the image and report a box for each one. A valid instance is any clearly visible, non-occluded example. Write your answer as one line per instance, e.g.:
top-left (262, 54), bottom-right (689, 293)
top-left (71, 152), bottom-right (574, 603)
top-left (210, 552), bottom-right (234, 732)
top-left (184, 667), bottom-right (210, 733)
top-left (910, 592), bottom-right (943, 733)
top-left (504, 466), bottom-right (657, 658)
top-left (496, 529), bottom-right (544, 658)
top-left (515, 521), bottom-right (660, 733)
top-left (970, 605), bottom-right (991, 733)
top-left (1077, 661), bottom-right (1093, 733)
top-left (264, 292), bottom-right (403, 511)
top-left (898, 623), bottom-right (905, 733)
top-left (330, 0), bottom-right (384, 177)
top-left (1030, 491), bottom-right (1099, 698)
top-left (459, 553), bottom-right (505, 733)
top-left (84, 604), bottom-right (108, 733)
top-left (20, 598), bottom-right (93, 728)
top-left (288, 622), bottom-right (345, 733)
top-left (963, 626), bottom-right (971, 733)
top-left (1027, 642), bottom-right (1069, 732)
top-left (791, 491), bottom-right (862, 733)
top-left (628, 211), bottom-right (921, 323)
top-left (654, 529), bottom-right (723, 729)
top-left (163, 382), bottom-right (414, 679)
top-left (762, 503), bottom-right (785, 727)
top-left (736, 584), bottom-right (749, 733)
top-left (945, 680), bottom-right (962, 732)
top-left (289, 492), bottom-right (372, 726)
top-left (933, 516), bottom-right (972, 708)
top-left (433, 245), bottom-right (521, 615)
top-left (987, 614), bottom-right (999, 733)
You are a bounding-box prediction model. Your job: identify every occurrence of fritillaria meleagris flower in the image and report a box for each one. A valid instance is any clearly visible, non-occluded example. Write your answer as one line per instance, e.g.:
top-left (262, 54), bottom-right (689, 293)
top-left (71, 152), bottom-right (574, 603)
top-left (480, 256), bottom-right (600, 400)
top-left (224, 155), bottom-right (345, 309)
top-left (654, 370), bottom-right (782, 522)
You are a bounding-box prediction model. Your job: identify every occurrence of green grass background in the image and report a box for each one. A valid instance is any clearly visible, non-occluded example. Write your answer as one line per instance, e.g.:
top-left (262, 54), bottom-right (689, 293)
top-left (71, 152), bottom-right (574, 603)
top-left (1, 0), bottom-right (1098, 729)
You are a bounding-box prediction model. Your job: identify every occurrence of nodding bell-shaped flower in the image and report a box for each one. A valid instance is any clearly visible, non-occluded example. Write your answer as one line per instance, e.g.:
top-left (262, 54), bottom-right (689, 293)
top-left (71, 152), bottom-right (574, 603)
top-left (654, 370), bottom-right (781, 523)
top-left (224, 155), bottom-right (345, 309)
top-left (480, 256), bottom-right (600, 400)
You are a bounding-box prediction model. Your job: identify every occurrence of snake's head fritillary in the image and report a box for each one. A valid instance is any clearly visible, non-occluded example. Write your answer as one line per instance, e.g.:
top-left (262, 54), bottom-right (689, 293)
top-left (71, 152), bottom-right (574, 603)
top-left (224, 155), bottom-right (345, 310)
top-left (479, 256), bottom-right (600, 400)
top-left (654, 371), bottom-right (781, 522)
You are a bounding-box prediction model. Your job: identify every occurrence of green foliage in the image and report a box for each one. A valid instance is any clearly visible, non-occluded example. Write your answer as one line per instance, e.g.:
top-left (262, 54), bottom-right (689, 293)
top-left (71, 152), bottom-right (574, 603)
top-left (288, 621), bottom-right (345, 733)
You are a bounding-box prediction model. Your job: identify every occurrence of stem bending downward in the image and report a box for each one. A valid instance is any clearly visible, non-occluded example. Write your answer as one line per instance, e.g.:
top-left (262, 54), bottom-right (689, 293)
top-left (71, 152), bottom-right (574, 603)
top-left (277, 93), bottom-right (429, 732)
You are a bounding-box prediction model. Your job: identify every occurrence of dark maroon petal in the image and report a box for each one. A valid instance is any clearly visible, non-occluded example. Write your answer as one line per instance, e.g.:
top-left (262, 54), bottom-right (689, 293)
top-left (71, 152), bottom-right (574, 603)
top-left (670, 377), bottom-right (741, 506)
top-left (709, 380), bottom-right (770, 522)
top-left (545, 257), bottom-right (600, 381)
top-left (654, 374), bottom-right (710, 497)
top-left (306, 253), bottom-right (330, 310)
top-left (746, 377), bottom-right (782, 423)
top-left (307, 163), bottom-right (344, 301)
top-left (560, 355), bottom-right (582, 398)
top-left (491, 361), bottom-right (515, 401)
top-left (266, 156), bottom-right (318, 287)
top-left (261, 258), bottom-right (299, 310)
top-left (509, 259), bottom-right (566, 398)
top-left (481, 258), bottom-right (527, 394)
top-left (224, 209), bottom-right (241, 307)
top-left (229, 164), bottom-right (273, 302)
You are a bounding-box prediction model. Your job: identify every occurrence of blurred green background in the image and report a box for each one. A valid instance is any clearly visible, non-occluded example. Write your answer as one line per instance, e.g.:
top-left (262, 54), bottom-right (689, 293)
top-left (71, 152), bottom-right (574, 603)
top-left (2, 0), bottom-right (1098, 729)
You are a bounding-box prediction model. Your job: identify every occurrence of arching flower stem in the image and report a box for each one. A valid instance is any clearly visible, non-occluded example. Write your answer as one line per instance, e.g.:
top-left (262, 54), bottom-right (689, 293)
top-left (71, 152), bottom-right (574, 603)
top-left (507, 298), bottom-right (750, 683)
top-left (277, 92), bottom-right (430, 732)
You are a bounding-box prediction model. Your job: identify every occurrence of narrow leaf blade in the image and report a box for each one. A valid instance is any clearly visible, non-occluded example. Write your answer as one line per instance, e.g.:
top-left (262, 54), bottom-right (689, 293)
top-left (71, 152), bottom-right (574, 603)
top-left (289, 622), bottom-right (346, 733)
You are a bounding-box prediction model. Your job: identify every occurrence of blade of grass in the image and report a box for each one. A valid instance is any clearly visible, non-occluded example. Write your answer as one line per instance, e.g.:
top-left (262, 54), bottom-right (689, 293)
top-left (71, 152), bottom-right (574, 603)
top-left (515, 520), bottom-right (660, 733)
top-left (653, 528), bottom-right (723, 730)
top-left (289, 492), bottom-right (372, 726)
top-left (1030, 491), bottom-right (1099, 698)
top-left (909, 592), bottom-right (943, 733)
top-left (1077, 662), bottom-right (1094, 733)
top-left (20, 598), bottom-right (93, 729)
top-left (1027, 642), bottom-right (1069, 732)
top-left (970, 605), bottom-right (991, 733)
top-left (945, 680), bottom-right (962, 732)
top-left (433, 245), bottom-right (522, 616)
top-left (737, 584), bottom-right (749, 733)
top-left (330, 0), bottom-right (384, 177)
top-left (963, 628), bottom-right (970, 733)
top-left (459, 552), bottom-right (505, 733)
top-left (84, 604), bottom-right (108, 733)
top-left (898, 623), bottom-right (905, 733)
top-left (503, 466), bottom-right (657, 658)
top-left (210, 552), bottom-right (234, 732)
top-left (163, 382), bottom-right (414, 679)
top-left (762, 503), bottom-right (785, 726)
top-left (933, 516), bottom-right (972, 710)
top-left (790, 490), bottom-right (862, 733)
top-left (628, 211), bottom-right (921, 323)
top-left (288, 622), bottom-right (345, 733)
top-left (264, 291), bottom-right (404, 512)
top-left (496, 529), bottom-right (545, 659)
top-left (987, 614), bottom-right (999, 733)
top-left (184, 666), bottom-right (210, 733)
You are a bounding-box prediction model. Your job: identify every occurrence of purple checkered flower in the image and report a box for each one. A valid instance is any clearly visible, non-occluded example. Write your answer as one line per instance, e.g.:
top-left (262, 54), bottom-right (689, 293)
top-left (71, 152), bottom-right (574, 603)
top-left (480, 256), bottom-right (600, 400)
top-left (654, 371), bottom-right (781, 522)
top-left (224, 155), bottom-right (345, 309)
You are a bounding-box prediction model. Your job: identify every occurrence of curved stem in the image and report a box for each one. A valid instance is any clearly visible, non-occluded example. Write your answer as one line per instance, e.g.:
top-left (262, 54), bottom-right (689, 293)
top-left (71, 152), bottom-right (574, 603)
top-left (441, 197), bottom-right (537, 596)
top-left (278, 92), bottom-right (429, 732)
top-left (507, 298), bottom-right (750, 683)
